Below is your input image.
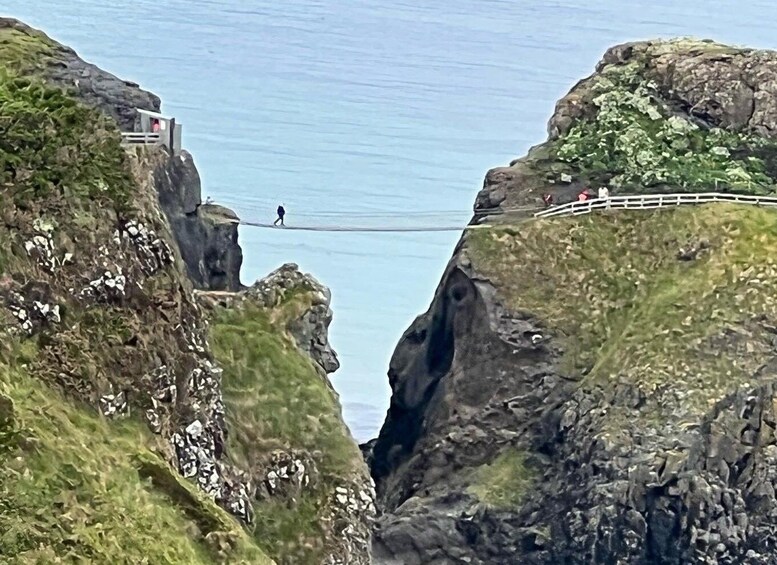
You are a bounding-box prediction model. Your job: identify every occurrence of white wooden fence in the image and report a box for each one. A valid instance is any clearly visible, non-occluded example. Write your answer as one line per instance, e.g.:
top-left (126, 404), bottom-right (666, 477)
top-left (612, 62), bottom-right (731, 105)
top-left (533, 192), bottom-right (777, 219)
top-left (120, 132), bottom-right (161, 146)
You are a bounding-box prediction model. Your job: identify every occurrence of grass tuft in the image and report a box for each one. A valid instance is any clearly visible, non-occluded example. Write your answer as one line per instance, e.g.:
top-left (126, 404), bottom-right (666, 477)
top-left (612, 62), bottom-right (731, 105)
top-left (468, 450), bottom-right (534, 509)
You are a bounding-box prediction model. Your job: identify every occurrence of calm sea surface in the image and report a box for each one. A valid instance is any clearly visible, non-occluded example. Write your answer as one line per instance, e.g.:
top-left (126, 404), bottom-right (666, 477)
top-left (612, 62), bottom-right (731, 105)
top-left (4, 1), bottom-right (777, 440)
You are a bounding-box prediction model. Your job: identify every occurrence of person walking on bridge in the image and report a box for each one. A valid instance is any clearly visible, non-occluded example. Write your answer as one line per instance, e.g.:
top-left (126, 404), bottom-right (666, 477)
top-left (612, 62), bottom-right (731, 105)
top-left (274, 204), bottom-right (286, 226)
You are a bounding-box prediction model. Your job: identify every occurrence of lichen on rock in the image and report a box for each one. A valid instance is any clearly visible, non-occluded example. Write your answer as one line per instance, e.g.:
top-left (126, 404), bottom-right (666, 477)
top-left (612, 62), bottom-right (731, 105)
top-left (0, 27), bottom-right (271, 560)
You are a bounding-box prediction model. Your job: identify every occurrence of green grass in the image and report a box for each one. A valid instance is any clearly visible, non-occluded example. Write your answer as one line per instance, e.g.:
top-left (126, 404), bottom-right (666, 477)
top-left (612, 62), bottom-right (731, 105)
top-left (468, 450), bottom-right (534, 509)
top-left (0, 35), bottom-right (277, 563)
top-left (0, 26), bottom-right (55, 72)
top-left (210, 297), bottom-right (364, 565)
top-left (0, 340), bottom-right (272, 565)
top-left (469, 204), bottom-right (777, 422)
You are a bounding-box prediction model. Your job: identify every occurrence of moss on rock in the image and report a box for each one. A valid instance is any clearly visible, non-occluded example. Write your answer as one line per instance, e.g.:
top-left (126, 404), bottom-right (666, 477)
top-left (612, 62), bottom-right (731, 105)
top-left (0, 21), bottom-right (274, 564)
top-left (469, 204), bottom-right (777, 420)
top-left (373, 37), bottom-right (777, 564)
top-left (0, 339), bottom-right (271, 564)
top-left (468, 449), bottom-right (534, 509)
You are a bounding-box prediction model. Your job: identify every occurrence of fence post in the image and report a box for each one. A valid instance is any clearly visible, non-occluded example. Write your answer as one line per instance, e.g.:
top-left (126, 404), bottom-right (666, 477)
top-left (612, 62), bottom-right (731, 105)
top-left (169, 118), bottom-right (176, 156)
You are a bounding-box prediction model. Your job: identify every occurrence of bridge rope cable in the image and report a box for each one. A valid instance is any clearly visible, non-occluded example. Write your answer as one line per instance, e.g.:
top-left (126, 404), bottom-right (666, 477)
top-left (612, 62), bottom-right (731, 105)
top-left (218, 201), bottom-right (546, 233)
top-left (236, 220), bottom-right (498, 232)
top-left (215, 200), bottom-right (543, 219)
top-left (215, 200), bottom-right (542, 229)
top-left (227, 192), bottom-right (777, 233)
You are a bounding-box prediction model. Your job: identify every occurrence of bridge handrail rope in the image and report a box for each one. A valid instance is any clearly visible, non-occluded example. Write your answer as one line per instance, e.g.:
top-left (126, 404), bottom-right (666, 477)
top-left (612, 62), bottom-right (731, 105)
top-left (230, 192), bottom-right (777, 233)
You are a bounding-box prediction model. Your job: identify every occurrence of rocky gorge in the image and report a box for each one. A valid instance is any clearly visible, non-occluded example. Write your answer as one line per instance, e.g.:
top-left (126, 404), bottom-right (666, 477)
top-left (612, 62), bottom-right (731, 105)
top-left (8, 12), bottom-right (777, 565)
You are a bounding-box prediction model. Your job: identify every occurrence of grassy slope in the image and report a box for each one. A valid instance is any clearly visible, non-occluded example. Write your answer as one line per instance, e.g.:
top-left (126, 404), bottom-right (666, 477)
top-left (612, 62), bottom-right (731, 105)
top-left (210, 296), bottom-right (364, 565)
top-left (0, 24), bottom-right (55, 72)
top-left (0, 341), bottom-right (271, 564)
top-left (0, 26), bottom-right (273, 564)
top-left (464, 39), bottom-right (777, 501)
top-left (469, 204), bottom-right (777, 425)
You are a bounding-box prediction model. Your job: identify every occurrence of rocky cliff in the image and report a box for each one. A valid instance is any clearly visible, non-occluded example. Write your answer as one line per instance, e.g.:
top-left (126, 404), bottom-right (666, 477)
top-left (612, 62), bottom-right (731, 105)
top-left (0, 17), bottom-right (244, 292)
top-left (0, 18), bottom-right (371, 564)
top-left (371, 39), bottom-right (777, 564)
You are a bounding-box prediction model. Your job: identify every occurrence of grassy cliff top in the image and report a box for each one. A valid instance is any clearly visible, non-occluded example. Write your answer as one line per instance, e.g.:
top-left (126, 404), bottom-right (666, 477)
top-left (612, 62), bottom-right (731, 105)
top-left (0, 19), bottom-right (56, 71)
top-left (469, 204), bottom-right (777, 423)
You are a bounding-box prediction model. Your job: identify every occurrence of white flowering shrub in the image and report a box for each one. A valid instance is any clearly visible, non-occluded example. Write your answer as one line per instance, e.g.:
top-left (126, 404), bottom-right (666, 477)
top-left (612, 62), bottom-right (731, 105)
top-left (555, 64), bottom-right (777, 193)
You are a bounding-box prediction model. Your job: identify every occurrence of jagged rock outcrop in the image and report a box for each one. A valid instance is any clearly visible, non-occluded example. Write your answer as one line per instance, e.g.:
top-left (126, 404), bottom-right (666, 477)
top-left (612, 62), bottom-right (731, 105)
top-left (247, 263), bottom-right (340, 373)
top-left (371, 38), bottom-right (777, 565)
top-left (198, 264), bottom-right (374, 565)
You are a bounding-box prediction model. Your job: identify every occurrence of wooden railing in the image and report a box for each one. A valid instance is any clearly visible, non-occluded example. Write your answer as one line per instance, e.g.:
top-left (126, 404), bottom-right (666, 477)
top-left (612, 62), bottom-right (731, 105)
top-left (533, 192), bottom-right (777, 219)
top-left (120, 132), bottom-right (161, 145)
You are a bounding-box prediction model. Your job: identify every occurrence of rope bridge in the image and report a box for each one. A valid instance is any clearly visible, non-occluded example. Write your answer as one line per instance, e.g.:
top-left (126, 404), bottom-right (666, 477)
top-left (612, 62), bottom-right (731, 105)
top-left (227, 192), bottom-right (777, 234)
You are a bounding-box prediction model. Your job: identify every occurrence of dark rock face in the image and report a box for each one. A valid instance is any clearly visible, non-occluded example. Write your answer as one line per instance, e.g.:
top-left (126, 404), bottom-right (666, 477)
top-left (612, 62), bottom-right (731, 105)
top-left (371, 258), bottom-right (572, 564)
top-left (136, 143), bottom-right (244, 292)
top-left (374, 264), bottom-right (777, 565)
top-left (151, 149), bottom-right (243, 291)
top-left (371, 39), bottom-right (777, 565)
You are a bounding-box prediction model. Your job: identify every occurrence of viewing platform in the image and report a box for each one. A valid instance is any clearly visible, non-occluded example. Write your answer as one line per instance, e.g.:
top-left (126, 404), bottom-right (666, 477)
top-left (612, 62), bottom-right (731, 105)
top-left (121, 108), bottom-right (182, 155)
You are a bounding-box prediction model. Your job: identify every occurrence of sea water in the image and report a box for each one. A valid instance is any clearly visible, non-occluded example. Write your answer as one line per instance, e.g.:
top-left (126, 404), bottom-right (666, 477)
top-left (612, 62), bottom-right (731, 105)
top-left (3, 0), bottom-right (776, 440)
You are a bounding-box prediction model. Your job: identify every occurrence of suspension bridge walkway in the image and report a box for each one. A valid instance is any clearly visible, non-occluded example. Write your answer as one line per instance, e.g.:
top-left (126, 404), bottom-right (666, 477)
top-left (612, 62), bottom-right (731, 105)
top-left (225, 191), bottom-right (777, 233)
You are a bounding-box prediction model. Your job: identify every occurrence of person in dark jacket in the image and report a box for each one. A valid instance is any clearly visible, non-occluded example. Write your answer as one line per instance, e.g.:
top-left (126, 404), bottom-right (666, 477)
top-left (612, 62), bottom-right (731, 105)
top-left (274, 204), bottom-right (286, 226)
